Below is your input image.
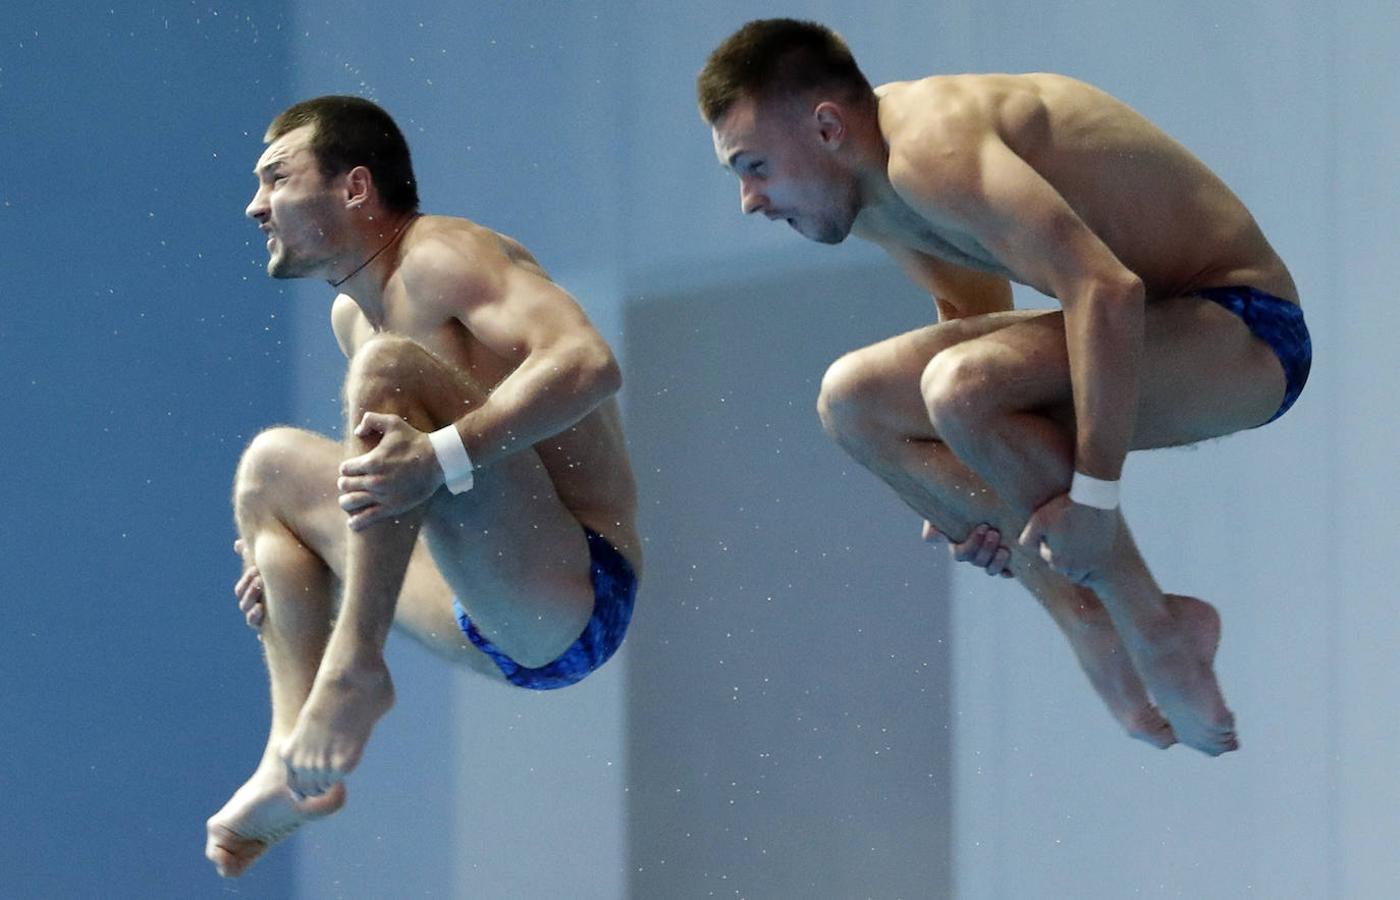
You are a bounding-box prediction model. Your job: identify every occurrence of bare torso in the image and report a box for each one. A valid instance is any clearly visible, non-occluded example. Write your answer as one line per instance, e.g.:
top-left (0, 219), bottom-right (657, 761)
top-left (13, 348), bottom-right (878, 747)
top-left (859, 74), bottom-right (1299, 304)
top-left (334, 215), bottom-right (640, 566)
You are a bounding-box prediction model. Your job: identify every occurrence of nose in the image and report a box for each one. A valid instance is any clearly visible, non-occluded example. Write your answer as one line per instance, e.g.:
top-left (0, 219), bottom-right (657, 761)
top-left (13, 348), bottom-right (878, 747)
top-left (245, 187), bottom-right (268, 222)
top-left (740, 178), bottom-right (766, 216)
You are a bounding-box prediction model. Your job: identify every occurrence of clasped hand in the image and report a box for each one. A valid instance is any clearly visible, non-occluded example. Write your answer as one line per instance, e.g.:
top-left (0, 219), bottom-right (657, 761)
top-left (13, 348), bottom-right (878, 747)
top-left (1018, 493), bottom-right (1119, 585)
top-left (337, 411), bottom-right (444, 531)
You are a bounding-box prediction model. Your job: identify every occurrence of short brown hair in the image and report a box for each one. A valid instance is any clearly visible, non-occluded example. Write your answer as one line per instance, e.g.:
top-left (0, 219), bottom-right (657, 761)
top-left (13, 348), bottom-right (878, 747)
top-left (265, 95), bottom-right (420, 214)
top-left (697, 19), bottom-right (874, 124)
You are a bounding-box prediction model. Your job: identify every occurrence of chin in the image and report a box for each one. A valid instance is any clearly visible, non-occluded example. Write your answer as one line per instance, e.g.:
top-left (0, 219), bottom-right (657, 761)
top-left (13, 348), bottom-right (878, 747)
top-left (810, 221), bottom-right (851, 245)
top-left (267, 253), bottom-right (313, 280)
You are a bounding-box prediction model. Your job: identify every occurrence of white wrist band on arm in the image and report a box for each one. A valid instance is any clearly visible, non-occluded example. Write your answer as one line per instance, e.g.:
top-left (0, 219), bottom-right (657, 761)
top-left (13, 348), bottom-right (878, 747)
top-left (1069, 471), bottom-right (1119, 510)
top-left (429, 424), bottom-right (475, 495)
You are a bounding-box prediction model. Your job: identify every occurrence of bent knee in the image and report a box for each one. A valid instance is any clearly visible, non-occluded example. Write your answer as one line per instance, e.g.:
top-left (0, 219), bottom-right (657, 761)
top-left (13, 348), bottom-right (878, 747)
top-left (920, 346), bottom-right (995, 430)
top-left (235, 427), bottom-right (330, 518)
top-left (345, 335), bottom-right (433, 402)
top-left (818, 353), bottom-right (887, 444)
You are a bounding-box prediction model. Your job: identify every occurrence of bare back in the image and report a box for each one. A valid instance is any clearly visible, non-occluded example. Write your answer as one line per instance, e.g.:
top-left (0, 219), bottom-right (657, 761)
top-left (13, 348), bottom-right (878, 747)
top-left (872, 74), bottom-right (1298, 303)
top-left (333, 215), bottom-right (639, 562)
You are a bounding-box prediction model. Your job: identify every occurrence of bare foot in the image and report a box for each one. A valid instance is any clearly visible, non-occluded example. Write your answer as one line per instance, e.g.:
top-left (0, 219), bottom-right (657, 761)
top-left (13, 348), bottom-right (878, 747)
top-left (1126, 594), bottom-right (1238, 757)
top-left (205, 760), bottom-right (346, 877)
top-left (279, 664), bottom-right (395, 798)
top-left (1061, 607), bottom-right (1177, 749)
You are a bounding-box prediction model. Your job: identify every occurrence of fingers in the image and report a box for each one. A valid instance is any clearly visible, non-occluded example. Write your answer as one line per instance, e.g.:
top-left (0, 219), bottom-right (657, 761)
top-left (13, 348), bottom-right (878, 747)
top-left (233, 567), bottom-right (264, 629)
top-left (921, 521), bottom-right (945, 543)
top-left (338, 490), bottom-right (377, 515)
top-left (339, 451), bottom-right (373, 478)
top-left (343, 411), bottom-right (410, 474)
top-left (336, 474), bottom-right (382, 497)
top-left (952, 525), bottom-right (997, 567)
top-left (346, 505), bottom-right (388, 532)
top-left (339, 488), bottom-right (389, 530)
top-left (996, 548), bottom-right (1014, 577)
top-left (353, 410), bottom-right (400, 440)
top-left (943, 524), bottom-right (1014, 577)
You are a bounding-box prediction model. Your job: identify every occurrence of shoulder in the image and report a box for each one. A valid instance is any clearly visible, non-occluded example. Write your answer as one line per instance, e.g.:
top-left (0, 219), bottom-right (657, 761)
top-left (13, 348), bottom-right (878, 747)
top-left (396, 216), bottom-right (513, 307)
top-left (882, 75), bottom-right (1053, 205)
top-left (881, 77), bottom-right (997, 197)
top-left (331, 293), bottom-right (365, 356)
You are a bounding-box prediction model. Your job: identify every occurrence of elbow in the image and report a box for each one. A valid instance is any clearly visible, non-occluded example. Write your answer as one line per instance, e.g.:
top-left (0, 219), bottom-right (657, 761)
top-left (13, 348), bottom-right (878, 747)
top-left (1079, 271), bottom-right (1146, 343)
top-left (1092, 270), bottom-right (1144, 305)
top-left (578, 339), bottom-right (622, 401)
top-left (595, 350), bottom-right (623, 398)
top-left (1070, 269), bottom-right (1144, 321)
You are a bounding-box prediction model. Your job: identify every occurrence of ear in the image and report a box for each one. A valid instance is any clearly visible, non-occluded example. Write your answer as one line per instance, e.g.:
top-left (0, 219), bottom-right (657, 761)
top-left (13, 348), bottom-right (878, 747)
top-left (813, 102), bottom-right (847, 148)
top-left (343, 165), bottom-right (373, 210)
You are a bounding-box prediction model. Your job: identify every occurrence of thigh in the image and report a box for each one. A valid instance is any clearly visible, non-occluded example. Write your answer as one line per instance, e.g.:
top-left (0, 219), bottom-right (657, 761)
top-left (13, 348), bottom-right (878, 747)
top-left (951, 295), bottom-right (1288, 449)
top-left (830, 309), bottom-right (1048, 438)
top-left (252, 426), bottom-right (504, 676)
top-left (351, 337), bottom-right (597, 666)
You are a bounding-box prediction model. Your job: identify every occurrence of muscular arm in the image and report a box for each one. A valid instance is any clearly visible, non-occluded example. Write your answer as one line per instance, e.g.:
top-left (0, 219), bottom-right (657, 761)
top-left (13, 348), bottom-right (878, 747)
top-left (882, 242), bottom-right (1013, 321)
top-left (889, 127), bottom-right (1144, 480)
top-left (416, 236), bottom-right (621, 470)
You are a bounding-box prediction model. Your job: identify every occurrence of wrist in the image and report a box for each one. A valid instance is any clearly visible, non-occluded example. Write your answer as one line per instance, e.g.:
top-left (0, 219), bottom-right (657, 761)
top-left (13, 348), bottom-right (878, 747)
top-left (1068, 471), bottom-right (1119, 510)
top-left (428, 424), bottom-right (475, 495)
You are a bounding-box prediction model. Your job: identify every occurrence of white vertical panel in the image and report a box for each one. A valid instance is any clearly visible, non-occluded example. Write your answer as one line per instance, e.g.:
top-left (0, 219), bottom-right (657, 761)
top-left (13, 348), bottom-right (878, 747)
top-left (1330, 1), bottom-right (1400, 896)
top-left (949, 0), bottom-right (1354, 897)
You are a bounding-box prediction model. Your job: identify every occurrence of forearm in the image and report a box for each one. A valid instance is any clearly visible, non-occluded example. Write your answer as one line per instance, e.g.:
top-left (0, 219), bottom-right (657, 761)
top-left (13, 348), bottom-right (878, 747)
top-left (1064, 276), bottom-right (1144, 480)
top-left (450, 340), bottom-right (621, 469)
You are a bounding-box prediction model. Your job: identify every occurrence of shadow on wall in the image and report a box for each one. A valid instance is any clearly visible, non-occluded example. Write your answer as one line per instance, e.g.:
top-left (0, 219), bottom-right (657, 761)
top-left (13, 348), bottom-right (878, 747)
top-left (624, 262), bottom-right (955, 897)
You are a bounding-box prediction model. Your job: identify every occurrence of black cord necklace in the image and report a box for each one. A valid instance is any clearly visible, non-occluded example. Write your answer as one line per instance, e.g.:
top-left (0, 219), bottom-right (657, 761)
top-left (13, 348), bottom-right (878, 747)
top-left (331, 213), bottom-right (419, 288)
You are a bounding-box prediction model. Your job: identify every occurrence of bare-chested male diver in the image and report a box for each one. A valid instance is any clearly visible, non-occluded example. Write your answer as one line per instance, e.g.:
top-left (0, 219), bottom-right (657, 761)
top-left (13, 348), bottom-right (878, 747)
top-left (205, 96), bottom-right (641, 877)
top-left (700, 20), bottom-right (1310, 756)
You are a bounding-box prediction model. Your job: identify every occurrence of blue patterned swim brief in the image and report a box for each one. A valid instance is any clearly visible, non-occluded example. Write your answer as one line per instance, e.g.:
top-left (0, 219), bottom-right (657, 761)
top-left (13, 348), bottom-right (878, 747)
top-left (452, 527), bottom-right (636, 690)
top-left (1197, 285), bottom-right (1312, 424)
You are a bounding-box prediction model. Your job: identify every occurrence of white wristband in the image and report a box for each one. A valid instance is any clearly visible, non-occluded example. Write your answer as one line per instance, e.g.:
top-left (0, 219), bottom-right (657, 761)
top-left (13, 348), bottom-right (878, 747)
top-left (1069, 471), bottom-right (1119, 510)
top-left (428, 424), bottom-right (475, 495)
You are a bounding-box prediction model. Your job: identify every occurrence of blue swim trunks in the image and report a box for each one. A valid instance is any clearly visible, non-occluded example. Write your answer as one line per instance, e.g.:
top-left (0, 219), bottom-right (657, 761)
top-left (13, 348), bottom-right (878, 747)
top-left (1197, 285), bottom-right (1312, 424)
top-left (452, 527), bottom-right (637, 690)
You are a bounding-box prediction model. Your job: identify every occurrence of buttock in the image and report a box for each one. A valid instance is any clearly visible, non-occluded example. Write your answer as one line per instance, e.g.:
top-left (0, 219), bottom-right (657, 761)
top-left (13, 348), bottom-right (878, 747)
top-left (452, 527), bottom-right (637, 690)
top-left (1195, 286), bottom-right (1311, 424)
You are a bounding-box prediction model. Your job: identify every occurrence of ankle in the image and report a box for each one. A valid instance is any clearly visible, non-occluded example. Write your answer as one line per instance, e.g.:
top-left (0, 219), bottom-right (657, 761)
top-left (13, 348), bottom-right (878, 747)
top-left (1060, 594), bottom-right (1113, 630)
top-left (317, 659), bottom-right (392, 692)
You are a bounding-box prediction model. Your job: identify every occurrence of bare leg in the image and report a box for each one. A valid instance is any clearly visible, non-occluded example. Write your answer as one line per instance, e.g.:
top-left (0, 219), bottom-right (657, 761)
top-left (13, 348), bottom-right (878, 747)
top-left (275, 338), bottom-right (436, 798)
top-left (818, 324), bottom-right (1174, 747)
top-left (916, 299), bottom-right (1284, 755)
top-left (208, 333), bottom-right (625, 875)
top-left (277, 333), bottom-right (600, 795)
top-left (206, 430), bottom-right (349, 878)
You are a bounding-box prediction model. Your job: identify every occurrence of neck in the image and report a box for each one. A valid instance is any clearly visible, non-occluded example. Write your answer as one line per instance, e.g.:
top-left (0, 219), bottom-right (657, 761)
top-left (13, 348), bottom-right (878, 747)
top-left (850, 125), bottom-right (896, 216)
top-left (329, 210), bottom-right (418, 289)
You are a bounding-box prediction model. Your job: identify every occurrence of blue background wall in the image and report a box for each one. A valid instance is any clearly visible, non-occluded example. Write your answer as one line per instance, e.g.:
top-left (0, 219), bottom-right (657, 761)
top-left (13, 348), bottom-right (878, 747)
top-left (1, 4), bottom-right (297, 895)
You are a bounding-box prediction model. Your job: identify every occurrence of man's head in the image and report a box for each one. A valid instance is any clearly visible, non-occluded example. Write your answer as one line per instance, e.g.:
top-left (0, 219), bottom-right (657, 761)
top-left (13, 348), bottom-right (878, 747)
top-left (699, 19), bottom-right (876, 244)
top-left (246, 96), bottom-right (418, 279)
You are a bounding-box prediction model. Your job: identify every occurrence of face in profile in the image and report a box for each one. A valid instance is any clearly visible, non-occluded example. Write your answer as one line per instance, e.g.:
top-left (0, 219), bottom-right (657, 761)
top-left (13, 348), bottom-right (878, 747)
top-left (246, 124), bottom-right (347, 280)
top-left (711, 94), bottom-right (860, 245)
